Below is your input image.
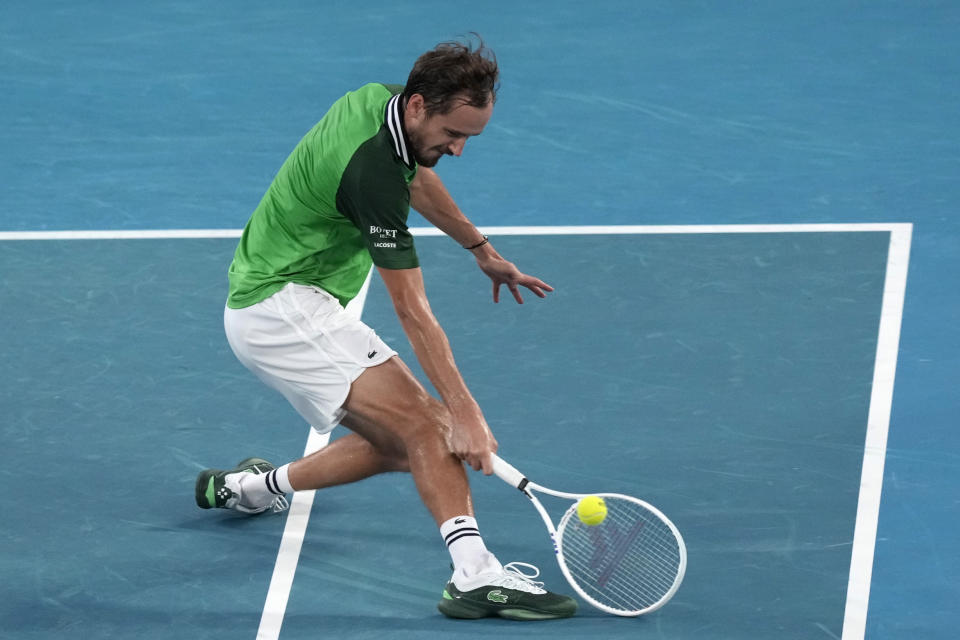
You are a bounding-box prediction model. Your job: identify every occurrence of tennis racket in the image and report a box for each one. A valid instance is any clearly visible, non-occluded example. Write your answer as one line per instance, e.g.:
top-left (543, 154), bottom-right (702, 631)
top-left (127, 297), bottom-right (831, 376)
top-left (491, 453), bottom-right (686, 617)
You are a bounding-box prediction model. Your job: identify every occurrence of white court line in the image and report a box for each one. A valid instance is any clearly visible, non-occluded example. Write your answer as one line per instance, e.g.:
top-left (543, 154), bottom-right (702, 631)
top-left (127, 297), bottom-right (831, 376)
top-left (256, 428), bottom-right (330, 640)
top-left (1, 223), bottom-right (910, 638)
top-left (0, 222), bottom-right (909, 241)
top-left (413, 223), bottom-right (909, 236)
top-left (0, 229), bottom-right (244, 240)
top-left (841, 224), bottom-right (912, 640)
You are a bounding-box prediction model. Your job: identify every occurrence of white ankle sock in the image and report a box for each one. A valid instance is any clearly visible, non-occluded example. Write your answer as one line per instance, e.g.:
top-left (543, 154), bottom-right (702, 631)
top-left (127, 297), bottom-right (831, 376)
top-left (239, 463), bottom-right (293, 507)
top-left (440, 515), bottom-right (498, 576)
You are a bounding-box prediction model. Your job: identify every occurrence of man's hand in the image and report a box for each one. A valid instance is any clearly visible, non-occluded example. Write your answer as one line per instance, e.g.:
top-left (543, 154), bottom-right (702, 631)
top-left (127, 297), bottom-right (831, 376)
top-left (476, 253), bottom-right (554, 304)
top-left (445, 403), bottom-right (499, 475)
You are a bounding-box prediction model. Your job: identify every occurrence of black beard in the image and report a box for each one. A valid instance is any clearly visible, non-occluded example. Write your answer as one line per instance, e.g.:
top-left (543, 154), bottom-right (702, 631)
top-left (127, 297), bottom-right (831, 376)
top-left (408, 131), bottom-right (444, 167)
top-left (413, 151), bottom-right (439, 167)
top-left (409, 142), bottom-right (440, 168)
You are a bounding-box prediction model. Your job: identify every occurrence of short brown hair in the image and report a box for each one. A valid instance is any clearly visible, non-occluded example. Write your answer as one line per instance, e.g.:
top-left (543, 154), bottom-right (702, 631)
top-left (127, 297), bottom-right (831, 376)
top-left (403, 35), bottom-right (499, 115)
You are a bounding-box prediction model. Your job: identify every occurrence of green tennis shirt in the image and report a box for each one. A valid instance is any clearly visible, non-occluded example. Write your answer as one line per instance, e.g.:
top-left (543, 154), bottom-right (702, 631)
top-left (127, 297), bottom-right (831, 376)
top-left (227, 83), bottom-right (419, 309)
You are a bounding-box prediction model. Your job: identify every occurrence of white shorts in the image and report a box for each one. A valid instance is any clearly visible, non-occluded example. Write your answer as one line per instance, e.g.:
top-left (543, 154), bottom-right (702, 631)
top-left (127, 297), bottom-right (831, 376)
top-left (223, 282), bottom-right (397, 434)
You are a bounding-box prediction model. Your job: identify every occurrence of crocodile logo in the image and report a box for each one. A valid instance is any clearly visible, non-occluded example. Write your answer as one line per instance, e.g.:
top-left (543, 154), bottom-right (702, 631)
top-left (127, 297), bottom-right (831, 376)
top-left (486, 590), bottom-right (508, 604)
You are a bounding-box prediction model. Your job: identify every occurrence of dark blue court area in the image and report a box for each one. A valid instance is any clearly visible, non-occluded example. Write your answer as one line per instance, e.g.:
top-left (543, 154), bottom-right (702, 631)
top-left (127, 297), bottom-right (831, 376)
top-left (2, 2), bottom-right (958, 639)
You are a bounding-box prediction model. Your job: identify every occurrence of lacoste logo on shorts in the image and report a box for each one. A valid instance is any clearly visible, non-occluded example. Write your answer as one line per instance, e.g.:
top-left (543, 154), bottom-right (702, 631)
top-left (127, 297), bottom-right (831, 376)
top-left (367, 350), bottom-right (378, 358)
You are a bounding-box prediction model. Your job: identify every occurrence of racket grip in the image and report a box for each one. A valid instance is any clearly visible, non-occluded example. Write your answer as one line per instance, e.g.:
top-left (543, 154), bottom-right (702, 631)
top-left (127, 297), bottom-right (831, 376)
top-left (491, 454), bottom-right (528, 490)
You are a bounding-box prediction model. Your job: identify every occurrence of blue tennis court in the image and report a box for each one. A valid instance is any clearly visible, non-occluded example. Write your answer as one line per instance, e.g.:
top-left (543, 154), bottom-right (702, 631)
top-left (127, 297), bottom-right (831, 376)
top-left (2, 2), bottom-right (957, 639)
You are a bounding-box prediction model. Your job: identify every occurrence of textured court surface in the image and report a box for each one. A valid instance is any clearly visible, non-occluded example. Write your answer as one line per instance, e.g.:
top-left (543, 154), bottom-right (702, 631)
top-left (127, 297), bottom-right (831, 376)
top-left (2, 2), bottom-right (958, 639)
top-left (4, 232), bottom-right (887, 639)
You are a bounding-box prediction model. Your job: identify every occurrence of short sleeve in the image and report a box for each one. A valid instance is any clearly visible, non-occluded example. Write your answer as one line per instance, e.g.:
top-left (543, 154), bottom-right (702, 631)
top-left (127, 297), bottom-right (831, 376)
top-left (335, 135), bottom-right (419, 269)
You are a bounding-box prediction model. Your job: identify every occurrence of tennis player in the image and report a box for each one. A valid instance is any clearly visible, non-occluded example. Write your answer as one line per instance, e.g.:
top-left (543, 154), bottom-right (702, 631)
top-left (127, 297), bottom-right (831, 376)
top-left (194, 37), bottom-right (576, 620)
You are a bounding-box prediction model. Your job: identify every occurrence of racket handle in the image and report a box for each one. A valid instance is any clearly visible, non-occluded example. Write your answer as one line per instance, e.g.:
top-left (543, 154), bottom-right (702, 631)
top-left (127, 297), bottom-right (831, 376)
top-left (491, 453), bottom-right (528, 490)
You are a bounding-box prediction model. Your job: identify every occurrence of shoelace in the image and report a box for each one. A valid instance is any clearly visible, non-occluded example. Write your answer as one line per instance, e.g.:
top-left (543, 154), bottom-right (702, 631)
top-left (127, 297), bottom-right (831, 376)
top-left (270, 494), bottom-right (290, 513)
top-left (492, 562), bottom-right (546, 593)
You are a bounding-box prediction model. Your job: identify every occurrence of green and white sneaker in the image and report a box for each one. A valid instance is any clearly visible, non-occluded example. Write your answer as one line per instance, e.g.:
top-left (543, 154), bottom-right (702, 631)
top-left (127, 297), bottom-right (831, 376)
top-left (438, 561), bottom-right (577, 621)
top-left (194, 457), bottom-right (289, 514)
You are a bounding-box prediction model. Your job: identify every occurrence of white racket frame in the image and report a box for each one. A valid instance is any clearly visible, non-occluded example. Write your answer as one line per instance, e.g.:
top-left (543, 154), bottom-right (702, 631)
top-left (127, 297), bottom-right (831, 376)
top-left (491, 453), bottom-right (687, 617)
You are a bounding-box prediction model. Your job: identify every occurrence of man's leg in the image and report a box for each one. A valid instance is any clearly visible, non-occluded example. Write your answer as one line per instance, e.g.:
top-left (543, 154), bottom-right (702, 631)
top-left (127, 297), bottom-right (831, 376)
top-left (282, 416), bottom-right (409, 490)
top-left (233, 356), bottom-right (465, 523)
top-left (227, 393), bottom-right (414, 512)
top-left (322, 360), bottom-right (577, 619)
top-left (288, 356), bottom-right (470, 526)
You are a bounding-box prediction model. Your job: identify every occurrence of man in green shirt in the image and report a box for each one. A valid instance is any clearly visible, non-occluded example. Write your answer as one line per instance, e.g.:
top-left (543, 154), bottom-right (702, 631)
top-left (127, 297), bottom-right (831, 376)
top-left (195, 38), bottom-right (576, 620)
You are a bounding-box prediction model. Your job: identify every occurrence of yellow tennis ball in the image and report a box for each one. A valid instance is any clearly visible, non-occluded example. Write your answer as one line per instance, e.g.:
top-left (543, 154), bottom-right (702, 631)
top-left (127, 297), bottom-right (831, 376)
top-left (577, 496), bottom-right (607, 526)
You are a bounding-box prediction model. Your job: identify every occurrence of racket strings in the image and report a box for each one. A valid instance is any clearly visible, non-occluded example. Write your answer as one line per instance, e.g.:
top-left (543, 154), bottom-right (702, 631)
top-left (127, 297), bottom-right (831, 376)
top-left (565, 529), bottom-right (676, 610)
top-left (565, 535), bottom-right (674, 609)
top-left (559, 497), bottom-right (682, 613)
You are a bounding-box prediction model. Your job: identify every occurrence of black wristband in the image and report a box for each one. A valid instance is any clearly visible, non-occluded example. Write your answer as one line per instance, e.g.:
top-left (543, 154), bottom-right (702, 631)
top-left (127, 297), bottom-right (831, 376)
top-left (464, 235), bottom-right (489, 250)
